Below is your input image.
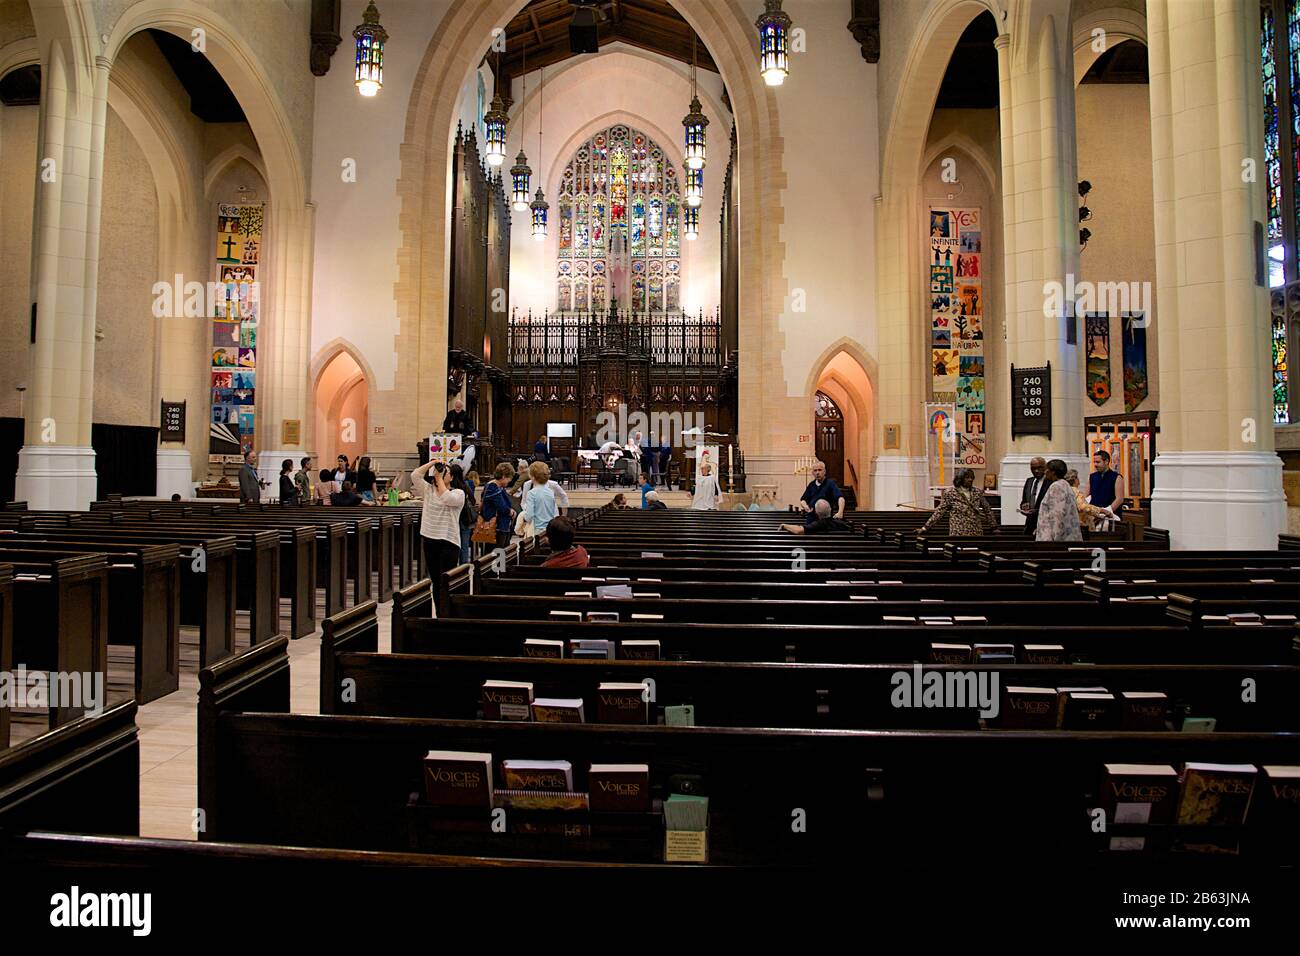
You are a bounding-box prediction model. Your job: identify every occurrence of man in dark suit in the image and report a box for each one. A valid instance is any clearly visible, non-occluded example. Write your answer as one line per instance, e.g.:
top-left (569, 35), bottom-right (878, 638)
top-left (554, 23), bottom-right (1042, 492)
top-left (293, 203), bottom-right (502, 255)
top-left (1019, 456), bottom-right (1048, 535)
top-left (238, 451), bottom-right (264, 503)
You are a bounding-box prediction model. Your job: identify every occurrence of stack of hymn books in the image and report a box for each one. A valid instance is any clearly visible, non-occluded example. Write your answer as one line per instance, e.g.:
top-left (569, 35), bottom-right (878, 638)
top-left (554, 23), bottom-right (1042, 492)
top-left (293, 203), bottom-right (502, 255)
top-left (596, 682), bottom-right (649, 723)
top-left (1100, 762), bottom-right (1263, 854)
top-left (424, 750), bottom-right (494, 808)
top-left (998, 688), bottom-right (1168, 730)
top-left (588, 763), bottom-right (651, 812)
top-left (481, 680), bottom-right (533, 720)
top-left (569, 639), bottom-right (614, 660)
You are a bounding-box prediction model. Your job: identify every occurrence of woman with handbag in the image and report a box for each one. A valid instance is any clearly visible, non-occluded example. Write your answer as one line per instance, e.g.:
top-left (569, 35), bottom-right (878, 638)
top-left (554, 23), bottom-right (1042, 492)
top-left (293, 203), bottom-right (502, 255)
top-left (477, 462), bottom-right (516, 551)
top-left (920, 468), bottom-right (995, 536)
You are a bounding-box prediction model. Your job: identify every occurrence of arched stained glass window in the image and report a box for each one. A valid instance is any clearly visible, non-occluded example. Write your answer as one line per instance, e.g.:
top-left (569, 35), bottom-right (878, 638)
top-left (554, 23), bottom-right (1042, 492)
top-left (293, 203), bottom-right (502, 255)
top-left (557, 124), bottom-right (681, 313)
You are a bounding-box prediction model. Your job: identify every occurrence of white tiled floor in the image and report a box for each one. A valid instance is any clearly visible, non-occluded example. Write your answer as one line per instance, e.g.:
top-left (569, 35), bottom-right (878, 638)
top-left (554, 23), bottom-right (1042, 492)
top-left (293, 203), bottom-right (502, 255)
top-left (133, 595), bottom-right (393, 839)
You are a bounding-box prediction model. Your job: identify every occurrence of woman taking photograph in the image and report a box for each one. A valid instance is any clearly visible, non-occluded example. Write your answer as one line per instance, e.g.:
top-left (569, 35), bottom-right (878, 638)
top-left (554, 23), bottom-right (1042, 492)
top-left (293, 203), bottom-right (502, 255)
top-left (919, 468), bottom-right (994, 536)
top-left (411, 458), bottom-right (467, 580)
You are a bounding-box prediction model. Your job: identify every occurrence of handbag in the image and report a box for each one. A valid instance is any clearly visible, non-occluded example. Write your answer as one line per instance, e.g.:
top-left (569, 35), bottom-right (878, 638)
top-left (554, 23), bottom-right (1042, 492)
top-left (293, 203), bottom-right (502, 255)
top-left (471, 515), bottom-right (497, 544)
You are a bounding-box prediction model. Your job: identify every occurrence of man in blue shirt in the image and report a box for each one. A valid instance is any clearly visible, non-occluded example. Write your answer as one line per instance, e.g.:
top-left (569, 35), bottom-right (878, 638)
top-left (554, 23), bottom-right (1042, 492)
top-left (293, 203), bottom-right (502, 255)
top-left (799, 460), bottom-right (845, 520)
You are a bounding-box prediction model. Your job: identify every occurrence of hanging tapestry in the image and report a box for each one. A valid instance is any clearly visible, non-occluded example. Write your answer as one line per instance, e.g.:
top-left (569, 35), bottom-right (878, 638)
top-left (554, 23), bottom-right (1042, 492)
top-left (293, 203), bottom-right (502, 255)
top-left (929, 206), bottom-right (984, 467)
top-left (1122, 314), bottom-right (1149, 412)
top-left (1085, 313), bottom-right (1111, 405)
top-left (209, 202), bottom-right (263, 463)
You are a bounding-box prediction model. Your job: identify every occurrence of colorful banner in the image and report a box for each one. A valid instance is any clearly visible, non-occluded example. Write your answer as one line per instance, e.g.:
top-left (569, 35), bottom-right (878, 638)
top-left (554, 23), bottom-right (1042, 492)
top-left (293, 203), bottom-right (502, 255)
top-left (427, 433), bottom-right (465, 465)
top-left (929, 206), bottom-right (985, 468)
top-left (924, 402), bottom-right (958, 489)
top-left (1122, 315), bottom-right (1149, 412)
top-left (209, 202), bottom-right (263, 463)
top-left (1085, 313), bottom-right (1111, 405)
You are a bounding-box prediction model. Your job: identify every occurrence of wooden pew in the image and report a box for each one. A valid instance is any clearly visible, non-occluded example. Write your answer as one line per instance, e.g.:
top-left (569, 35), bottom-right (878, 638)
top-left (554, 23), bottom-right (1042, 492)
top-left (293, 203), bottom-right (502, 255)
top-left (0, 538), bottom-right (179, 704)
top-left (322, 604), bottom-right (1300, 731)
top-left (199, 637), bottom-right (1300, 863)
top-left (394, 614), bottom-right (1299, 666)
top-left (0, 524), bottom-right (237, 668)
top-left (0, 565), bottom-right (11, 748)
top-left (6, 552), bottom-right (109, 728)
top-left (0, 700), bottom-right (139, 836)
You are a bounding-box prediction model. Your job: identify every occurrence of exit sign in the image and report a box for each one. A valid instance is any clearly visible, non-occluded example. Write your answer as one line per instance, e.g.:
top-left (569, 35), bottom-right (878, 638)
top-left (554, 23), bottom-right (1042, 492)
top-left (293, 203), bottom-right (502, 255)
top-left (798, 435), bottom-right (809, 443)
top-left (373, 425), bottom-right (385, 435)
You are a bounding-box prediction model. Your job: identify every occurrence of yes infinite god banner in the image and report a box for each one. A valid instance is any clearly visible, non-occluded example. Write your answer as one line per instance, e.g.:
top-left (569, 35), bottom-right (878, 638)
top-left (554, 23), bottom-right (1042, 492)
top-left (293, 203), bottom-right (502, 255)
top-left (929, 206), bottom-right (985, 468)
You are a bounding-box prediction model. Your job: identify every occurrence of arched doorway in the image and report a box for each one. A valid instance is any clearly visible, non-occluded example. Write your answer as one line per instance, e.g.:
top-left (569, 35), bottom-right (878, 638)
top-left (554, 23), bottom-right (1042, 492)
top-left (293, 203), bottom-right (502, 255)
top-left (314, 349), bottom-right (370, 466)
top-left (814, 391), bottom-right (844, 494)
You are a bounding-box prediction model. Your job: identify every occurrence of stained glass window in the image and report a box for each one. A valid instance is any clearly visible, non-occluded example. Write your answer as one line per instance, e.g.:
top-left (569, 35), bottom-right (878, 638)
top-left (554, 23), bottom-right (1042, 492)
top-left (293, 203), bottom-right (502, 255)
top-left (1265, 3), bottom-right (1285, 287)
top-left (557, 125), bottom-right (681, 312)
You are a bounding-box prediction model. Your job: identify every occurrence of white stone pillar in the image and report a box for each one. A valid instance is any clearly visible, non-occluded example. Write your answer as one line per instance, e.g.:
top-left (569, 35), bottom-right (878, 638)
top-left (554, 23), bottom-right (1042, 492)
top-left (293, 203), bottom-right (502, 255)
top-left (14, 43), bottom-right (110, 510)
top-left (1145, 0), bottom-right (1286, 548)
top-left (993, 7), bottom-right (1087, 515)
top-left (156, 447), bottom-right (195, 499)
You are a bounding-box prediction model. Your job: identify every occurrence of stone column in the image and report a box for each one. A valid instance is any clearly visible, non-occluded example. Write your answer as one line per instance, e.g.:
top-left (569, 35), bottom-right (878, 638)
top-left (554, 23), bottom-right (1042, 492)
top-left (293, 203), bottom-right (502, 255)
top-left (993, 12), bottom-right (1090, 523)
top-left (1146, 0), bottom-right (1286, 548)
top-left (14, 42), bottom-right (110, 510)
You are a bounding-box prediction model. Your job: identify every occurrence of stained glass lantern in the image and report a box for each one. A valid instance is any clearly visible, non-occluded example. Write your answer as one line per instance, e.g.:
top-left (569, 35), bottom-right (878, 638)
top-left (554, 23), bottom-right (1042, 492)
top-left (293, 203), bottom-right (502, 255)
top-left (682, 95), bottom-right (708, 170)
top-left (531, 187), bottom-right (549, 241)
top-left (684, 205), bottom-right (699, 240)
top-left (353, 1), bottom-right (388, 97)
top-left (756, 0), bottom-right (791, 87)
top-left (685, 166), bottom-right (703, 208)
top-left (511, 151), bottom-right (532, 211)
top-left (484, 91), bottom-right (509, 167)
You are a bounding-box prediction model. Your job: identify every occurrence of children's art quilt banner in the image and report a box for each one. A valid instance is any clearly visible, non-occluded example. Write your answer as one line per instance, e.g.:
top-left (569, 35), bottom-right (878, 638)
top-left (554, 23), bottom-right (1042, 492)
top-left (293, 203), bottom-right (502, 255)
top-left (210, 202), bottom-right (264, 463)
top-left (929, 206), bottom-right (985, 467)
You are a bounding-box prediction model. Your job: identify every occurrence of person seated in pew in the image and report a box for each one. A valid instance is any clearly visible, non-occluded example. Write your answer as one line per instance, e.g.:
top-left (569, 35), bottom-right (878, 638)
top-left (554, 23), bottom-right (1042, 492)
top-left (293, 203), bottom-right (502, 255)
top-left (645, 490), bottom-right (668, 510)
top-left (330, 480), bottom-right (364, 507)
top-left (1034, 459), bottom-right (1081, 542)
top-left (780, 498), bottom-right (853, 535)
top-left (541, 516), bottom-right (590, 569)
top-left (919, 468), bottom-right (994, 536)
top-left (1065, 469), bottom-right (1113, 533)
top-left (170, 493), bottom-right (182, 502)
top-left (612, 493), bottom-right (630, 508)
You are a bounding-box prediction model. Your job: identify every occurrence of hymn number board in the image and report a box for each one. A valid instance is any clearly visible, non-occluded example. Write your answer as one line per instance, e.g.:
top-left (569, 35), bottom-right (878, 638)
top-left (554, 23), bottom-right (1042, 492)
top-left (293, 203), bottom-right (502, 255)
top-left (1011, 364), bottom-right (1052, 437)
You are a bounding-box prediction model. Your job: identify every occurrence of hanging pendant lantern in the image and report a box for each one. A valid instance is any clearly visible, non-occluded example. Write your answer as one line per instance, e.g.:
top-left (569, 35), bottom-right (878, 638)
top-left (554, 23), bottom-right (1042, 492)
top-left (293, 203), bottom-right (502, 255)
top-left (484, 90), bottom-right (509, 167)
top-left (682, 95), bottom-right (708, 170)
top-left (685, 166), bottom-right (703, 208)
top-left (511, 151), bottom-right (532, 211)
top-left (353, 1), bottom-right (388, 97)
top-left (530, 188), bottom-right (549, 241)
top-left (756, 0), bottom-right (792, 87)
top-left (684, 205), bottom-right (699, 240)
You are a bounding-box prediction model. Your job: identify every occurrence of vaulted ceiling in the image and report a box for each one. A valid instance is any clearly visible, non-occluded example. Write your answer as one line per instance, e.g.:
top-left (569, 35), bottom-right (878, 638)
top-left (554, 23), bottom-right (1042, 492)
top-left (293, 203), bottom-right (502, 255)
top-left (493, 0), bottom-right (719, 84)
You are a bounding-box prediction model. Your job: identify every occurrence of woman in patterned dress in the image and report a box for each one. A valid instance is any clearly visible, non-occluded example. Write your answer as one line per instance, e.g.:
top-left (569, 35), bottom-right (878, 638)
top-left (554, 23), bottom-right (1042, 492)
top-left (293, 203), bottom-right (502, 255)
top-left (920, 468), bottom-right (994, 536)
top-left (1034, 459), bottom-right (1082, 542)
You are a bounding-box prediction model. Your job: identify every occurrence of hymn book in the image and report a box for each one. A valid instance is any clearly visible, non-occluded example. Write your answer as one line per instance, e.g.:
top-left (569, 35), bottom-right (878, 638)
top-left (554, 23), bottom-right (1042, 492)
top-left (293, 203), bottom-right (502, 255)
top-left (531, 698), bottom-right (585, 723)
top-left (423, 750), bottom-right (494, 809)
top-left (588, 763), bottom-right (651, 812)
top-left (481, 680), bottom-right (533, 720)
top-left (523, 639), bottom-right (564, 659)
top-left (619, 640), bottom-right (661, 660)
top-left (1119, 691), bottom-right (1168, 730)
top-left (502, 759), bottom-right (574, 792)
top-left (1101, 763), bottom-right (1179, 850)
top-left (596, 682), bottom-right (650, 724)
top-left (1000, 687), bottom-right (1057, 729)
